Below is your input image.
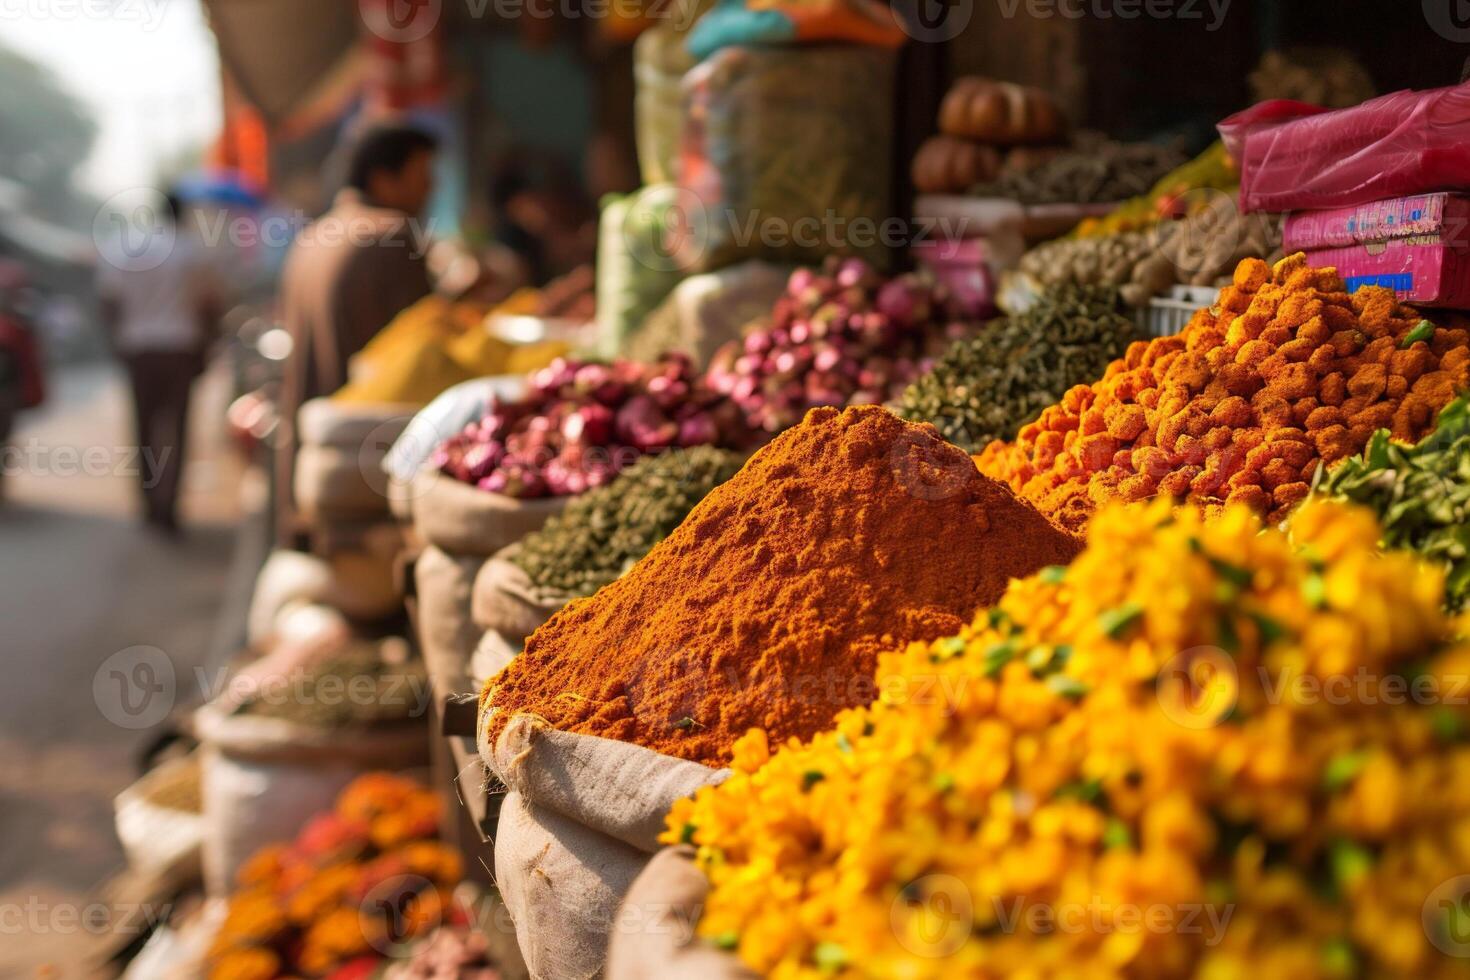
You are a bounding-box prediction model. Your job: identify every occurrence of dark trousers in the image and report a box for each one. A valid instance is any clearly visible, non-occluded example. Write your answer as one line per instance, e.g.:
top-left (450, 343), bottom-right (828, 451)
top-left (123, 351), bottom-right (202, 526)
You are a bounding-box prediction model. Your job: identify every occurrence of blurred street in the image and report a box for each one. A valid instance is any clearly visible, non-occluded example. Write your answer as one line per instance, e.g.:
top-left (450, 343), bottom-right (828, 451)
top-left (0, 360), bottom-right (246, 977)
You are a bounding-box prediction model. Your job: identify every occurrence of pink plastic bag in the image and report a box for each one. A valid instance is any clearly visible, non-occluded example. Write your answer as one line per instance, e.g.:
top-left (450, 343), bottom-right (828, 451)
top-left (1219, 83), bottom-right (1470, 214)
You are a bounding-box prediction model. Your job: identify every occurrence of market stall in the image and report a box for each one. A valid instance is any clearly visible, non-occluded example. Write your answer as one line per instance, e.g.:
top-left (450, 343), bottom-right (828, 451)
top-left (100, 7), bottom-right (1470, 979)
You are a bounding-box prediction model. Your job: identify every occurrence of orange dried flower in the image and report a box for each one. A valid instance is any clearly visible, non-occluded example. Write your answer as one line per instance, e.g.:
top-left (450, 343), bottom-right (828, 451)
top-left (977, 254), bottom-right (1469, 530)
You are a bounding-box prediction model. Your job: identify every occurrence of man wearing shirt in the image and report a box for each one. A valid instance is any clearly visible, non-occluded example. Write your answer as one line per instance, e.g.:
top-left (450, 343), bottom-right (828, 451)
top-left (98, 193), bottom-right (222, 532)
top-left (275, 124), bottom-right (438, 543)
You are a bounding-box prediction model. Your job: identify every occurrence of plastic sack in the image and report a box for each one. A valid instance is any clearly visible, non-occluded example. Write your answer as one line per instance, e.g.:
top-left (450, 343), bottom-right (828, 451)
top-left (677, 45), bottom-right (896, 272)
top-left (595, 189), bottom-right (686, 359)
top-left (623, 260), bottom-right (792, 367)
top-left (383, 376), bottom-right (527, 484)
top-left (634, 13), bottom-right (707, 185)
top-left (686, 0), bottom-right (905, 61)
top-left (1219, 83), bottom-right (1470, 213)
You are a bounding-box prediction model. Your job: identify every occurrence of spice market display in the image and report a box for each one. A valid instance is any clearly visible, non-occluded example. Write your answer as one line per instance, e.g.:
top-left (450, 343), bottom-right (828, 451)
top-left (71, 17), bottom-right (1470, 980)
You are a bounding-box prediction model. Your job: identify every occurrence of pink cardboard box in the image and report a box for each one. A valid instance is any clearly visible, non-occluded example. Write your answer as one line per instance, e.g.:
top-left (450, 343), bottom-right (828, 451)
top-left (1284, 192), bottom-right (1470, 251)
top-left (1304, 239), bottom-right (1470, 308)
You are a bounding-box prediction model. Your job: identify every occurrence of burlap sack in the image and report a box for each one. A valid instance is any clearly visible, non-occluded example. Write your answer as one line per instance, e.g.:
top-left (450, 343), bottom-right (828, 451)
top-left (297, 397), bottom-right (416, 449)
top-left (194, 703), bottom-right (428, 896)
top-left (472, 629), bottom-right (520, 688)
top-left (248, 549), bottom-right (394, 645)
top-left (477, 715), bottom-right (728, 980)
top-left (472, 545), bottom-right (578, 643)
top-left (294, 443), bottom-right (390, 521)
top-left (413, 472), bottom-right (568, 558)
top-left (606, 847), bottom-right (756, 980)
top-left (414, 545), bottom-right (486, 693)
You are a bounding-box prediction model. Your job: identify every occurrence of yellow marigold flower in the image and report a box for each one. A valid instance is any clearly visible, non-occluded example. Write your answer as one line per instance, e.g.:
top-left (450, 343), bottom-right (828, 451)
top-left (669, 500), bottom-right (1470, 978)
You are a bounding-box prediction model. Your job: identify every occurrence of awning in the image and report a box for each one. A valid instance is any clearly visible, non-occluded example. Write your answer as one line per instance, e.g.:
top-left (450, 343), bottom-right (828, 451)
top-left (202, 0), bottom-right (362, 123)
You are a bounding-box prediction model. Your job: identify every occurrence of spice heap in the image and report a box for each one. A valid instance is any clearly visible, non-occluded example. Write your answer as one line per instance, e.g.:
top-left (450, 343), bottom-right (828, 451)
top-left (1317, 396), bottom-right (1470, 610)
top-left (970, 133), bottom-right (1187, 205)
top-left (510, 446), bottom-right (746, 598)
top-left (979, 254), bottom-right (1470, 531)
top-left (899, 285), bottom-right (1140, 453)
top-left (704, 258), bottom-right (980, 436)
top-left (207, 774), bottom-right (460, 980)
top-left (668, 499), bottom-right (1470, 979)
top-left (1018, 192), bottom-right (1281, 307)
top-left (334, 295), bottom-right (567, 406)
top-left (435, 353), bottom-right (752, 498)
top-left (480, 406), bottom-right (1081, 767)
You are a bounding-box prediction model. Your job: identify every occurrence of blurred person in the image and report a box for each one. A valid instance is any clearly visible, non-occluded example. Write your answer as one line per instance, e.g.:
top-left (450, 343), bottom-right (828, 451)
top-left (276, 123), bottom-right (438, 542)
top-left (98, 194), bottom-right (222, 532)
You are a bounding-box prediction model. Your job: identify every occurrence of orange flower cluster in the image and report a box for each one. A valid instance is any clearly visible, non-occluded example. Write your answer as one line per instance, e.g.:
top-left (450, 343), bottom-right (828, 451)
top-left (207, 773), bottom-right (461, 980)
top-left (977, 253), bottom-right (1470, 530)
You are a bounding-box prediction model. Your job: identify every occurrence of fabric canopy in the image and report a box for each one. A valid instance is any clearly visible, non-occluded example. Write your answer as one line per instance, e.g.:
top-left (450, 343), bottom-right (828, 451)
top-left (203, 0), bottom-right (361, 123)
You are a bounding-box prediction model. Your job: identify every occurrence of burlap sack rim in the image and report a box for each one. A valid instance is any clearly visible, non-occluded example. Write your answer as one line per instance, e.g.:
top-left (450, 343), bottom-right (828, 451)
top-left (477, 710), bottom-right (729, 854)
top-left (414, 471), bottom-right (569, 557)
top-left (194, 700), bottom-right (429, 768)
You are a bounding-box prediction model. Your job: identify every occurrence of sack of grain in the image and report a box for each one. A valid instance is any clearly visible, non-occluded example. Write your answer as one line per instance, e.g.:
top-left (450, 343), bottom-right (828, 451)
top-left (293, 443), bottom-right (390, 522)
top-left (472, 546), bottom-right (576, 644)
top-left (478, 714), bottom-right (727, 980)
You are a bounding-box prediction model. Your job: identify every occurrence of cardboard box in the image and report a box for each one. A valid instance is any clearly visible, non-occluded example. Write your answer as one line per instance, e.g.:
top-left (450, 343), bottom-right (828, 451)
top-left (1304, 240), bottom-right (1470, 308)
top-left (1284, 192), bottom-right (1470, 251)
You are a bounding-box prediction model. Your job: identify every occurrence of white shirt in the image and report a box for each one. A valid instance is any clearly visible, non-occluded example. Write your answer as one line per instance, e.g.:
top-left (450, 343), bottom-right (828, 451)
top-left (97, 236), bottom-right (221, 353)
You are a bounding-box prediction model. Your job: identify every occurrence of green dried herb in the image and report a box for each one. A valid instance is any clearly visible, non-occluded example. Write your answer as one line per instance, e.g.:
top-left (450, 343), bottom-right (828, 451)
top-left (511, 446), bottom-right (745, 597)
top-left (1316, 397), bottom-right (1470, 611)
top-left (898, 285), bottom-right (1141, 452)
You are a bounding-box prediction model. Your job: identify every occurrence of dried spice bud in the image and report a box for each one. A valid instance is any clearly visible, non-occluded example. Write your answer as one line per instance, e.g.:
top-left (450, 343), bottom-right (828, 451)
top-left (899, 285), bottom-right (1140, 452)
top-left (510, 446), bottom-right (746, 598)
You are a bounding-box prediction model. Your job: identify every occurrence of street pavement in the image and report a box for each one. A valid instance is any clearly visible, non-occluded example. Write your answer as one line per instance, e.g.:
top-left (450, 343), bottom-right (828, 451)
top-left (0, 361), bottom-right (246, 978)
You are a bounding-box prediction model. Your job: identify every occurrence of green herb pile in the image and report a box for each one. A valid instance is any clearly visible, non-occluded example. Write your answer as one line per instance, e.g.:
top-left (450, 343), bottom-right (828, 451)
top-left (510, 446), bottom-right (745, 597)
top-left (236, 642), bottom-right (428, 727)
top-left (1315, 397), bottom-right (1470, 610)
top-left (898, 285), bottom-right (1141, 453)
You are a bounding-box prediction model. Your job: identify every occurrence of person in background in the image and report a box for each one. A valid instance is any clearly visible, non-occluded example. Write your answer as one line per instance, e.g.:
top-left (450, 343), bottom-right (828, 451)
top-left (276, 123), bottom-right (439, 543)
top-left (98, 193), bottom-right (222, 533)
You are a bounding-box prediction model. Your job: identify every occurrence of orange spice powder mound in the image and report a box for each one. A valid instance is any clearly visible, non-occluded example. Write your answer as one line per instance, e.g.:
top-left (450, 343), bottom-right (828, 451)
top-left (480, 405), bottom-right (1082, 767)
top-left (976, 253), bottom-right (1470, 532)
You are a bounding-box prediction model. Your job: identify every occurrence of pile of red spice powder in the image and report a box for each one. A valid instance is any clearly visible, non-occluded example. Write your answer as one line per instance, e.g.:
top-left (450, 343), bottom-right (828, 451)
top-left (480, 405), bottom-right (1081, 767)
